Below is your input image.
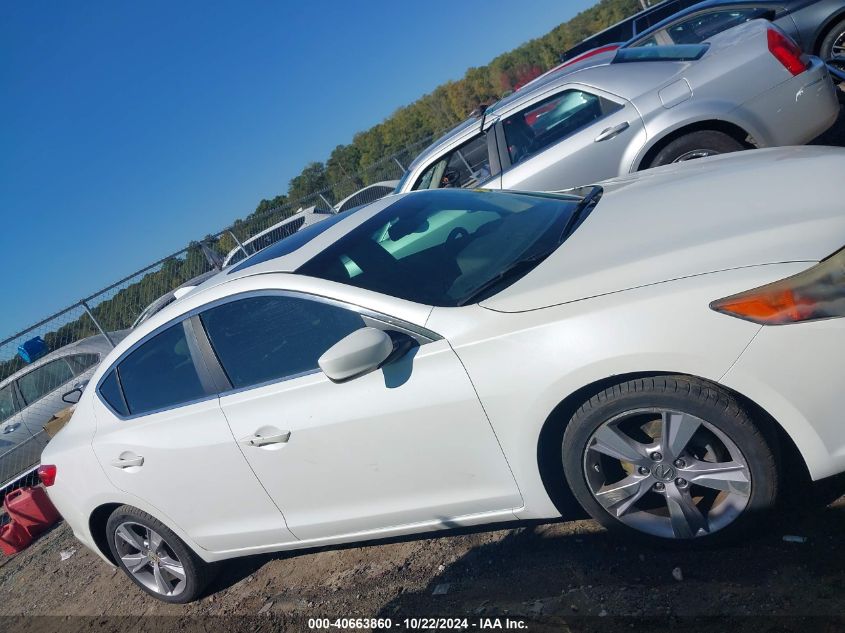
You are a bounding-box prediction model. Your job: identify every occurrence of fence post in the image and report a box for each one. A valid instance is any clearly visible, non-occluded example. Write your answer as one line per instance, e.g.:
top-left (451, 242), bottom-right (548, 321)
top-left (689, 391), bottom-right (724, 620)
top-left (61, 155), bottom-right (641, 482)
top-left (318, 193), bottom-right (336, 213)
top-left (393, 157), bottom-right (406, 173)
top-left (228, 230), bottom-right (249, 261)
top-left (81, 301), bottom-right (116, 348)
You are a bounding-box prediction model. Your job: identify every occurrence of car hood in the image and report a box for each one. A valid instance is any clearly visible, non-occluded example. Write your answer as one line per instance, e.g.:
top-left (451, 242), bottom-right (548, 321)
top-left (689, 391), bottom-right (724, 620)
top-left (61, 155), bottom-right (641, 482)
top-left (481, 147), bottom-right (845, 313)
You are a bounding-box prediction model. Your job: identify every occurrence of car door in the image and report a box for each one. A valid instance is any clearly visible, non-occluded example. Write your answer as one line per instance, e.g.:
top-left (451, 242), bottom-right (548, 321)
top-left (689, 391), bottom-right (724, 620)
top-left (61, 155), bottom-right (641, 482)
top-left (0, 382), bottom-right (26, 441)
top-left (497, 84), bottom-right (645, 192)
top-left (16, 357), bottom-right (77, 435)
top-left (0, 382), bottom-right (32, 484)
top-left (205, 292), bottom-right (523, 541)
top-left (91, 319), bottom-right (297, 552)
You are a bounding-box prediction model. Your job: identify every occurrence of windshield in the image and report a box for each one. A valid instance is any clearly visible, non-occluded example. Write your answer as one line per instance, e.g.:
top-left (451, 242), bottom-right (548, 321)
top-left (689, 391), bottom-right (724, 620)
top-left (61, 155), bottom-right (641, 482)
top-left (296, 189), bottom-right (594, 306)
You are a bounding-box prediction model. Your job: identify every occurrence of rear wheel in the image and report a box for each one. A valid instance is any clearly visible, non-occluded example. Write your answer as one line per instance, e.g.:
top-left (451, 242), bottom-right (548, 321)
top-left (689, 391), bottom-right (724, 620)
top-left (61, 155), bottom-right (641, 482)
top-left (647, 131), bottom-right (745, 168)
top-left (562, 376), bottom-right (778, 544)
top-left (819, 18), bottom-right (845, 62)
top-left (106, 505), bottom-right (215, 603)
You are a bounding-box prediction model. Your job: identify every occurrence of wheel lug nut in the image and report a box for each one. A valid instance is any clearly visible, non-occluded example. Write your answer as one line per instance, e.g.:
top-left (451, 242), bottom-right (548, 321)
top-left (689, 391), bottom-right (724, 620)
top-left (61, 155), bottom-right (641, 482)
top-left (653, 482), bottom-right (665, 491)
top-left (651, 452), bottom-right (663, 461)
top-left (674, 459), bottom-right (685, 468)
top-left (638, 466), bottom-right (650, 476)
top-left (676, 478), bottom-right (688, 488)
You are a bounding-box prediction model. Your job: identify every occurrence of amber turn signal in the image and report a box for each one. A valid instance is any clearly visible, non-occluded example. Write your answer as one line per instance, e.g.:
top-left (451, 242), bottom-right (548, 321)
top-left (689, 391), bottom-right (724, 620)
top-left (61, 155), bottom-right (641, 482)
top-left (711, 247), bottom-right (845, 325)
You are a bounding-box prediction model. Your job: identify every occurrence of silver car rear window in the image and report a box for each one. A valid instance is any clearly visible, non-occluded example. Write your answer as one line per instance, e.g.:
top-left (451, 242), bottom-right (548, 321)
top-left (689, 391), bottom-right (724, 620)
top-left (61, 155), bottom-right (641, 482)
top-left (614, 43), bottom-right (708, 63)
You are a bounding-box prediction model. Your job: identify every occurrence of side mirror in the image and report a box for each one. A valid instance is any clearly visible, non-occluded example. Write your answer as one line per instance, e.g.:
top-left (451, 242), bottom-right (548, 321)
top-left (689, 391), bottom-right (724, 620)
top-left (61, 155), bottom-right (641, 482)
top-left (318, 327), bottom-right (394, 382)
top-left (61, 380), bottom-right (89, 404)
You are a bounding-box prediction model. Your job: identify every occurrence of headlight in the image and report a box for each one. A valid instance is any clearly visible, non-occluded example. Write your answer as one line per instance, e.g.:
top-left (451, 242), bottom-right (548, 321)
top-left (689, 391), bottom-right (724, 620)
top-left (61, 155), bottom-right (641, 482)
top-left (710, 247), bottom-right (845, 325)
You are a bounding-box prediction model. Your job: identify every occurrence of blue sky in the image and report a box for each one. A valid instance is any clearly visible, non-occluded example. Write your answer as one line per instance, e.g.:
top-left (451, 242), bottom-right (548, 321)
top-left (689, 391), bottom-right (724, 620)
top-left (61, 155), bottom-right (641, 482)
top-left (0, 0), bottom-right (594, 338)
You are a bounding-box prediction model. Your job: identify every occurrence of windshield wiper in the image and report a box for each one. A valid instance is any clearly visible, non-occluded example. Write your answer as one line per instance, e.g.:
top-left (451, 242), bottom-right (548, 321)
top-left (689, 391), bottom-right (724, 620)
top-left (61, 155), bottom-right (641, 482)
top-left (457, 186), bottom-right (603, 307)
top-left (557, 185), bottom-right (602, 244)
top-left (456, 249), bottom-right (557, 307)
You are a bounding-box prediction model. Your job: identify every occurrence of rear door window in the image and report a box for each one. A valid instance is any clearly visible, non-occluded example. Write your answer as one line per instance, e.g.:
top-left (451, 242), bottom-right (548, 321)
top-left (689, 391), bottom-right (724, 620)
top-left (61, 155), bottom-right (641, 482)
top-left (99, 370), bottom-right (129, 417)
top-left (502, 89), bottom-right (620, 165)
top-left (114, 324), bottom-right (207, 415)
top-left (18, 359), bottom-right (74, 405)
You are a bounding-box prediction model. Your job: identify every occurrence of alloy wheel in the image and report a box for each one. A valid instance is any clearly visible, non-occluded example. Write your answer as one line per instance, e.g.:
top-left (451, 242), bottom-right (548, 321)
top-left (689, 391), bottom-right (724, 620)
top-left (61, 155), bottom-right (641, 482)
top-left (113, 521), bottom-right (187, 596)
top-left (582, 408), bottom-right (751, 539)
top-left (832, 31), bottom-right (845, 60)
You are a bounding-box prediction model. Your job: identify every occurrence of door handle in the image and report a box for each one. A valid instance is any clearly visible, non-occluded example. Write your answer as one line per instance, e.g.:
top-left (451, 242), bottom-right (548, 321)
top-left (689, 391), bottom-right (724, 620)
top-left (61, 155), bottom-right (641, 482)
top-left (111, 455), bottom-right (144, 469)
top-left (240, 431), bottom-right (291, 447)
top-left (594, 121), bottom-right (629, 142)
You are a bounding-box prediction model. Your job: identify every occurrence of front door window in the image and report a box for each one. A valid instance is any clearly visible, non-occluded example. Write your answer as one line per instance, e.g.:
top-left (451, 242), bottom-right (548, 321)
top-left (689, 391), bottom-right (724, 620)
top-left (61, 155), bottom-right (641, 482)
top-left (413, 134), bottom-right (491, 190)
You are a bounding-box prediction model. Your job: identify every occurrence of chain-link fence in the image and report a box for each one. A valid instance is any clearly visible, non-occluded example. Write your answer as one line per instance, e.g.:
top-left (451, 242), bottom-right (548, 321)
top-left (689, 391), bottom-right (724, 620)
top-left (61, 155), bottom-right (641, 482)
top-left (0, 133), bottom-right (439, 496)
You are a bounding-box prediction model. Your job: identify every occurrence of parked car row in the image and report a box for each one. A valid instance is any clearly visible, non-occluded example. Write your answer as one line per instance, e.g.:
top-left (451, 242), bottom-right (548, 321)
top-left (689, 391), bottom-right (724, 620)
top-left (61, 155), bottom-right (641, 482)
top-left (27, 1), bottom-right (845, 606)
top-left (394, 19), bottom-right (839, 195)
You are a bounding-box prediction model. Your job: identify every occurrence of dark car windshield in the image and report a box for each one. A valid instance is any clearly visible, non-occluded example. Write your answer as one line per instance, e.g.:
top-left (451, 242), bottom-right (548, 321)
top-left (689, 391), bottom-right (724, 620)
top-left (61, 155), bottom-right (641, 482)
top-left (296, 189), bottom-right (596, 306)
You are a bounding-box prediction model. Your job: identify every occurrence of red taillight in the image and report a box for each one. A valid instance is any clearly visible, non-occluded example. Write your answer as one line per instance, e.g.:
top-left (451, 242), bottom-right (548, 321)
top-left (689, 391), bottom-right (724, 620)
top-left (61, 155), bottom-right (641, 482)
top-left (38, 464), bottom-right (57, 487)
top-left (767, 28), bottom-right (807, 76)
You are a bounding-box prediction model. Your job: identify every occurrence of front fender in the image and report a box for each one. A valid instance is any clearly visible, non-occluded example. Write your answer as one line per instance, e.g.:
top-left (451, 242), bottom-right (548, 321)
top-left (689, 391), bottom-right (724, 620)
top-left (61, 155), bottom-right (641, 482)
top-left (430, 265), bottom-right (811, 520)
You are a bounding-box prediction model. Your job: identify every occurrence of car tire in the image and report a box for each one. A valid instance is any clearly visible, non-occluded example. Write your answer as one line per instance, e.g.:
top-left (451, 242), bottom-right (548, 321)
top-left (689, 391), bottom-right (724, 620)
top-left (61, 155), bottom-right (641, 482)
top-left (819, 18), bottom-right (845, 61)
top-left (562, 375), bottom-right (778, 544)
top-left (106, 505), bottom-right (215, 603)
top-left (647, 131), bottom-right (746, 168)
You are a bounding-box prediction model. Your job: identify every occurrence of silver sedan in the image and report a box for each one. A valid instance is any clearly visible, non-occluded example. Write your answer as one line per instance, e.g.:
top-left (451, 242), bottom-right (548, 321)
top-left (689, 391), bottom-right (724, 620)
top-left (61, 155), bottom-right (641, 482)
top-left (395, 20), bottom-right (839, 194)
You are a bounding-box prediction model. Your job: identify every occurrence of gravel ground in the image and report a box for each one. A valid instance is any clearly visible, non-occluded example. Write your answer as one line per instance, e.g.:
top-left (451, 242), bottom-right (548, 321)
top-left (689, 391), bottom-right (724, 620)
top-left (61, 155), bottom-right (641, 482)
top-left (1, 495), bottom-right (844, 632)
top-left (1, 93), bottom-right (844, 633)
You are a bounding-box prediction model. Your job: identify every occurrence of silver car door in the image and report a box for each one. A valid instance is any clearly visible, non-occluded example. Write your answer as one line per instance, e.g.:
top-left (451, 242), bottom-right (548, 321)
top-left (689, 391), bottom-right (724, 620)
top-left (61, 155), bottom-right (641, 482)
top-left (498, 83), bottom-right (645, 192)
top-left (16, 357), bottom-right (76, 437)
top-left (0, 383), bottom-right (35, 484)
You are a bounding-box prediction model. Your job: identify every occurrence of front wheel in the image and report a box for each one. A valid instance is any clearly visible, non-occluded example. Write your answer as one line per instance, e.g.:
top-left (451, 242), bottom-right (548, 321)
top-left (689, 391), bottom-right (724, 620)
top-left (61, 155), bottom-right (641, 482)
top-left (646, 131), bottom-right (745, 168)
top-left (106, 505), bottom-right (215, 603)
top-left (562, 376), bottom-right (778, 543)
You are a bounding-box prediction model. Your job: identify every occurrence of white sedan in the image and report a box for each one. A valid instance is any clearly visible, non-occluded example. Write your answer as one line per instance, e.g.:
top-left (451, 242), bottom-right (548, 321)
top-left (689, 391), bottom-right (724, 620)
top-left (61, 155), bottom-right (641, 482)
top-left (42, 146), bottom-right (845, 602)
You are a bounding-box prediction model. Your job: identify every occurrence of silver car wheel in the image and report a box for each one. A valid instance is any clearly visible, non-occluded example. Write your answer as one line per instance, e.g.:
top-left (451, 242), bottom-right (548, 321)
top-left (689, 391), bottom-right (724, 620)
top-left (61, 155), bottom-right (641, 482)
top-left (672, 149), bottom-right (719, 162)
top-left (832, 31), bottom-right (845, 60)
top-left (583, 408), bottom-right (751, 539)
top-left (114, 521), bottom-right (187, 597)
